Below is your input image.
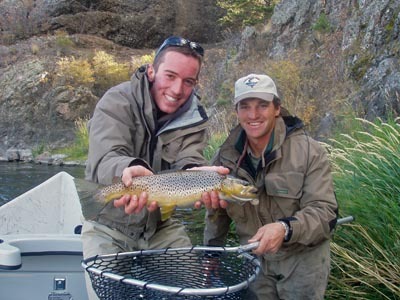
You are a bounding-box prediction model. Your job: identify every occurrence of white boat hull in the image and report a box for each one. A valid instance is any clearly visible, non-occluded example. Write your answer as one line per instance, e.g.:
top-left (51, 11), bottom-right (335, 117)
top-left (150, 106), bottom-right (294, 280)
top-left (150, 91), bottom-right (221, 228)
top-left (0, 172), bottom-right (88, 300)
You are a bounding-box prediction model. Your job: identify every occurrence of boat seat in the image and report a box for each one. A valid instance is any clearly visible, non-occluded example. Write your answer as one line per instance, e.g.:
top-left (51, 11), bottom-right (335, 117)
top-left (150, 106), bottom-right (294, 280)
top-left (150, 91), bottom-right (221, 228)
top-left (0, 234), bottom-right (83, 270)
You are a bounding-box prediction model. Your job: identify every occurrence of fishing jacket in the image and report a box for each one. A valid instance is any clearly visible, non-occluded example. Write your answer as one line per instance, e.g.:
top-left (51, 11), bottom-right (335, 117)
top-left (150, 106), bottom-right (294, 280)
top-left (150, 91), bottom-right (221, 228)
top-left (204, 115), bottom-right (338, 260)
top-left (85, 66), bottom-right (209, 239)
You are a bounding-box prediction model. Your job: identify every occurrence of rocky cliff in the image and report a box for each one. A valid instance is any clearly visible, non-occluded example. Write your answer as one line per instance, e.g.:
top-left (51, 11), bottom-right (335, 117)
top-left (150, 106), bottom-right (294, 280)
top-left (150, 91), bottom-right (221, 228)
top-left (0, 0), bottom-right (399, 159)
top-left (268, 0), bottom-right (400, 121)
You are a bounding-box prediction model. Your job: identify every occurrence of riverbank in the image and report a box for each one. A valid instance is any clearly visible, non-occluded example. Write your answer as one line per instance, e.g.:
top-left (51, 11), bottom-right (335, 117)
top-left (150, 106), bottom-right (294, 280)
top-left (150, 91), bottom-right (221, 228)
top-left (0, 148), bottom-right (86, 167)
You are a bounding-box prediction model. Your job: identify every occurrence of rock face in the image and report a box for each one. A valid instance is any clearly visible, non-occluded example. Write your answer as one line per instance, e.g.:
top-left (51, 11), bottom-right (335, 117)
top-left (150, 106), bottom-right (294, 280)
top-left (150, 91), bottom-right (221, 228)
top-left (0, 56), bottom-right (98, 152)
top-left (0, 0), bottom-right (224, 47)
top-left (266, 0), bottom-right (400, 120)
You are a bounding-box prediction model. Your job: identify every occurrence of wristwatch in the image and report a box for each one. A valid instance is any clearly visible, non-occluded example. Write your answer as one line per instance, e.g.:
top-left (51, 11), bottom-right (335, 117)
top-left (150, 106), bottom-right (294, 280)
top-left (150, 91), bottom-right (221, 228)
top-left (277, 221), bottom-right (290, 242)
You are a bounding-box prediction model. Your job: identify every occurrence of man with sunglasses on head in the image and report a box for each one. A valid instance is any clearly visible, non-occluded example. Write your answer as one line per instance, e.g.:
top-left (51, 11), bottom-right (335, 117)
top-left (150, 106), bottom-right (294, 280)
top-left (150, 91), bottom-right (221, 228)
top-left (81, 36), bottom-right (228, 299)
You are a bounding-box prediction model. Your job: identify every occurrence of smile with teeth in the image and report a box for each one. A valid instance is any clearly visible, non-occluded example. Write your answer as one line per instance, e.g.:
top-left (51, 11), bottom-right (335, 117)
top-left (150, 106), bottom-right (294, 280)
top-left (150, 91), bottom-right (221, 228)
top-left (248, 122), bottom-right (262, 127)
top-left (165, 95), bottom-right (178, 103)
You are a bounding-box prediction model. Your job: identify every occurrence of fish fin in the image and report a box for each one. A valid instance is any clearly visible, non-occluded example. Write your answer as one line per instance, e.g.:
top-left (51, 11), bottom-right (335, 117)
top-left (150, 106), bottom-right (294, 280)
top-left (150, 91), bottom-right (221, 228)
top-left (73, 178), bottom-right (108, 220)
top-left (160, 204), bottom-right (177, 221)
top-left (111, 176), bottom-right (122, 184)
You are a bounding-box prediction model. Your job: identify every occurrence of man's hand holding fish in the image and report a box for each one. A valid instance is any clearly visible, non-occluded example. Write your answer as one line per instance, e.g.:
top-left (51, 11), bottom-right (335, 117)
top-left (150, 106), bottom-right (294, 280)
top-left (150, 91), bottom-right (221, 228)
top-left (113, 165), bottom-right (231, 215)
top-left (113, 165), bottom-right (155, 214)
top-left (188, 166), bottom-right (230, 210)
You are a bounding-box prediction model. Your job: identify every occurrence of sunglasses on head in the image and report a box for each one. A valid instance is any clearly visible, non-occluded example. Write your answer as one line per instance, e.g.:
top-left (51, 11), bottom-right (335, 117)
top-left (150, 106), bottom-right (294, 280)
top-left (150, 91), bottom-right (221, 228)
top-left (155, 36), bottom-right (204, 58)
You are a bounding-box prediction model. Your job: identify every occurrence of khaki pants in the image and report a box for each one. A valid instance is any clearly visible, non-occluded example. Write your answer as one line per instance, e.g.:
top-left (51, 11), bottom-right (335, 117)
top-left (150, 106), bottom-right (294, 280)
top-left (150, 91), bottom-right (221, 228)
top-left (81, 219), bottom-right (191, 300)
top-left (246, 240), bottom-right (331, 300)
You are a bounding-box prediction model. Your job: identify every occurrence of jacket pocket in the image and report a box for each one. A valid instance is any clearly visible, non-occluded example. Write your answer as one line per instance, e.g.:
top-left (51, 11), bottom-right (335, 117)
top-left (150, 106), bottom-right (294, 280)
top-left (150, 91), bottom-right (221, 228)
top-left (264, 172), bottom-right (304, 219)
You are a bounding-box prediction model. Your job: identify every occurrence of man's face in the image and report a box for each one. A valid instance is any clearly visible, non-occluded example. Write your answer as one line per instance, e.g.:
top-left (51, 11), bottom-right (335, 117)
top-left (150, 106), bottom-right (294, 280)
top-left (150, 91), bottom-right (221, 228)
top-left (236, 98), bottom-right (280, 146)
top-left (148, 51), bottom-right (200, 114)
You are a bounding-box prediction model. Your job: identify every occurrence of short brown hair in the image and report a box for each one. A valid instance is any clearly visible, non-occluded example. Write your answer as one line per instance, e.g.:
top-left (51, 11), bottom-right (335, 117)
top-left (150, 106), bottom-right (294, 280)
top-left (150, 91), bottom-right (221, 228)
top-left (153, 46), bottom-right (203, 75)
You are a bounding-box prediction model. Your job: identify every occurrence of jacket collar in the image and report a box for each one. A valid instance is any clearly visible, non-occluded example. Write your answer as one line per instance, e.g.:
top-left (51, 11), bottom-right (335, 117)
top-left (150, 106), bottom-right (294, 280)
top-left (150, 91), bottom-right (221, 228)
top-left (156, 92), bottom-right (207, 136)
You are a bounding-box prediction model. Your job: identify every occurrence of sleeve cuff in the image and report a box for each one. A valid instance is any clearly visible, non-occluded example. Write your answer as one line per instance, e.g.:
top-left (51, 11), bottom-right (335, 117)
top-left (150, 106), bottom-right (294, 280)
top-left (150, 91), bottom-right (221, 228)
top-left (128, 158), bottom-right (153, 171)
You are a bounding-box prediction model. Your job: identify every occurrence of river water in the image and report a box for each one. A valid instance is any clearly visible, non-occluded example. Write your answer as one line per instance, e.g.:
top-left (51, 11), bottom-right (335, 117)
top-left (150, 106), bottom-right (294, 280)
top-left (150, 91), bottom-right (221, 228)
top-left (0, 162), bottom-right (85, 206)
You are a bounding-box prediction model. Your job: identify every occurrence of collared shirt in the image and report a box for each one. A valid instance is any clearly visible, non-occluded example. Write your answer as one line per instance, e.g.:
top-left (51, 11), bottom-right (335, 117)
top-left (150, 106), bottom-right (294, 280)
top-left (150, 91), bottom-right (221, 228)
top-left (246, 131), bottom-right (275, 173)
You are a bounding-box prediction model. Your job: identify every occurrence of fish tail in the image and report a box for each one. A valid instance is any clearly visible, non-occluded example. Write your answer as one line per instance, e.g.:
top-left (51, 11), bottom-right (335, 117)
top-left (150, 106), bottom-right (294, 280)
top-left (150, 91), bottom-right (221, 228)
top-left (73, 178), bottom-right (108, 220)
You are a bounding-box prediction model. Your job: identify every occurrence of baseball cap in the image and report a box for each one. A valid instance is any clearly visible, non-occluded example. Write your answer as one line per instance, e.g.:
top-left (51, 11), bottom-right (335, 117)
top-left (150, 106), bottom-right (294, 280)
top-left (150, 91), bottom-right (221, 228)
top-left (234, 74), bottom-right (279, 105)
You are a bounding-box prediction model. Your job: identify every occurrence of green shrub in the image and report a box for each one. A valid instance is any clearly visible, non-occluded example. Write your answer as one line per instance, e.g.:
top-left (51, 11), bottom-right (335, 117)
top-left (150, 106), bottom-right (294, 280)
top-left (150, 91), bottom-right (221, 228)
top-left (55, 50), bottom-right (138, 91)
top-left (54, 30), bottom-right (75, 53)
top-left (215, 81), bottom-right (235, 108)
top-left (56, 56), bottom-right (95, 86)
top-left (204, 131), bottom-right (228, 161)
top-left (267, 60), bottom-right (301, 112)
top-left (92, 51), bottom-right (130, 91)
top-left (131, 53), bottom-right (154, 72)
top-left (312, 12), bottom-right (332, 33)
top-left (74, 117), bottom-right (89, 153)
top-left (57, 117), bottom-right (89, 161)
top-left (32, 143), bottom-right (46, 157)
top-left (350, 53), bottom-right (373, 81)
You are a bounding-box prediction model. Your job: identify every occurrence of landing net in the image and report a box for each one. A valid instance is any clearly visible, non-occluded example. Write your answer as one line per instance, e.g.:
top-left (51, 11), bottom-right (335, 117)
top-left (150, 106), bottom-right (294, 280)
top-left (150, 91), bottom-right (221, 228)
top-left (82, 245), bottom-right (261, 299)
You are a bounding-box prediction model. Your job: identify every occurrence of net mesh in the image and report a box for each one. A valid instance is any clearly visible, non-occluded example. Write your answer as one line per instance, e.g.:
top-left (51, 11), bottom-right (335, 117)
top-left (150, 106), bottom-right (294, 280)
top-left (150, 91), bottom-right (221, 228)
top-left (83, 246), bottom-right (260, 300)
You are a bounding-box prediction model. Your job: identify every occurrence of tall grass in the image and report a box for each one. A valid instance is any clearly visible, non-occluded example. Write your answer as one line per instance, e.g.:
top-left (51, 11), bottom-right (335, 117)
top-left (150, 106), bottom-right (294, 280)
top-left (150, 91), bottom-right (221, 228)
top-left (204, 132), bottom-right (228, 161)
top-left (204, 107), bottom-right (235, 161)
top-left (325, 117), bottom-right (400, 299)
top-left (58, 117), bottom-right (89, 161)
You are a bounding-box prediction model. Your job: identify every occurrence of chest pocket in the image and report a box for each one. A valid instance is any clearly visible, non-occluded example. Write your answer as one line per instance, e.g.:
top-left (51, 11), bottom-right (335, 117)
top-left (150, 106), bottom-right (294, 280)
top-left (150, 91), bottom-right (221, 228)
top-left (263, 172), bottom-right (304, 219)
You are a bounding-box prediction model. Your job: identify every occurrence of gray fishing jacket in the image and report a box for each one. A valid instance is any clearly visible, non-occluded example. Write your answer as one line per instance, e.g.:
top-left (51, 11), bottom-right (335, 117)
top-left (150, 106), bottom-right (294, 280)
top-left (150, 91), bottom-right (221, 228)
top-left (85, 66), bottom-right (209, 239)
top-left (204, 115), bottom-right (338, 260)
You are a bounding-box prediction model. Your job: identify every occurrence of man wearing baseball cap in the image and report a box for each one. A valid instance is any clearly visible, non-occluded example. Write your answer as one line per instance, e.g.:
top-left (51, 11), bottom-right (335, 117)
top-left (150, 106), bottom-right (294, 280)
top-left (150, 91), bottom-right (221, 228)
top-left (204, 74), bottom-right (338, 299)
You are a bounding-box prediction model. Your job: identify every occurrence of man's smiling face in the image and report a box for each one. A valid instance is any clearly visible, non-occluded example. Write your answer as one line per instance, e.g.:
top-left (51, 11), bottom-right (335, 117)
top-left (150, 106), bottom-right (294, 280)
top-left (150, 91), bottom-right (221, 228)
top-left (236, 98), bottom-right (280, 151)
top-left (148, 51), bottom-right (200, 114)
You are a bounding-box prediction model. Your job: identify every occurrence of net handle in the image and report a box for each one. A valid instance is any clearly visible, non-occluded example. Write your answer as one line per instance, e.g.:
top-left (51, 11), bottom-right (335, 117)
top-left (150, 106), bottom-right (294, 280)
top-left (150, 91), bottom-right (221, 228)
top-left (336, 215), bottom-right (354, 225)
top-left (238, 216), bottom-right (354, 252)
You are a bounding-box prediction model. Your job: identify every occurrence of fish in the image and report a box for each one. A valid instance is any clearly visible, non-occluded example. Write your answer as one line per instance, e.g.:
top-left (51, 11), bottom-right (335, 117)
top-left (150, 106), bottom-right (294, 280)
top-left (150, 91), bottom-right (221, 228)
top-left (74, 170), bottom-right (258, 221)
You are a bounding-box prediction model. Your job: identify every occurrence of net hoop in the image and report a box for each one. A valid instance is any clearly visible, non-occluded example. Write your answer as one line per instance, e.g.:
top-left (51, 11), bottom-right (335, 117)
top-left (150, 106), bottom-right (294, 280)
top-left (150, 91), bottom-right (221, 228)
top-left (82, 245), bottom-right (261, 299)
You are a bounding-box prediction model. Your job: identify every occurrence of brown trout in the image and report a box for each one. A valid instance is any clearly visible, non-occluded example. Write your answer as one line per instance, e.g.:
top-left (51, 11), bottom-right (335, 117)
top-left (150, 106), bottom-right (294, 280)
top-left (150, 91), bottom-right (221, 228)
top-left (74, 170), bottom-right (258, 221)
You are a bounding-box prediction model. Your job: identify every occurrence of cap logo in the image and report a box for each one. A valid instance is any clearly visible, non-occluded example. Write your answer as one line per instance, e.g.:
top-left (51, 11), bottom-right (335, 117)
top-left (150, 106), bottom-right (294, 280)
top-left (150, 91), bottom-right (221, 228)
top-left (244, 76), bottom-right (260, 88)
